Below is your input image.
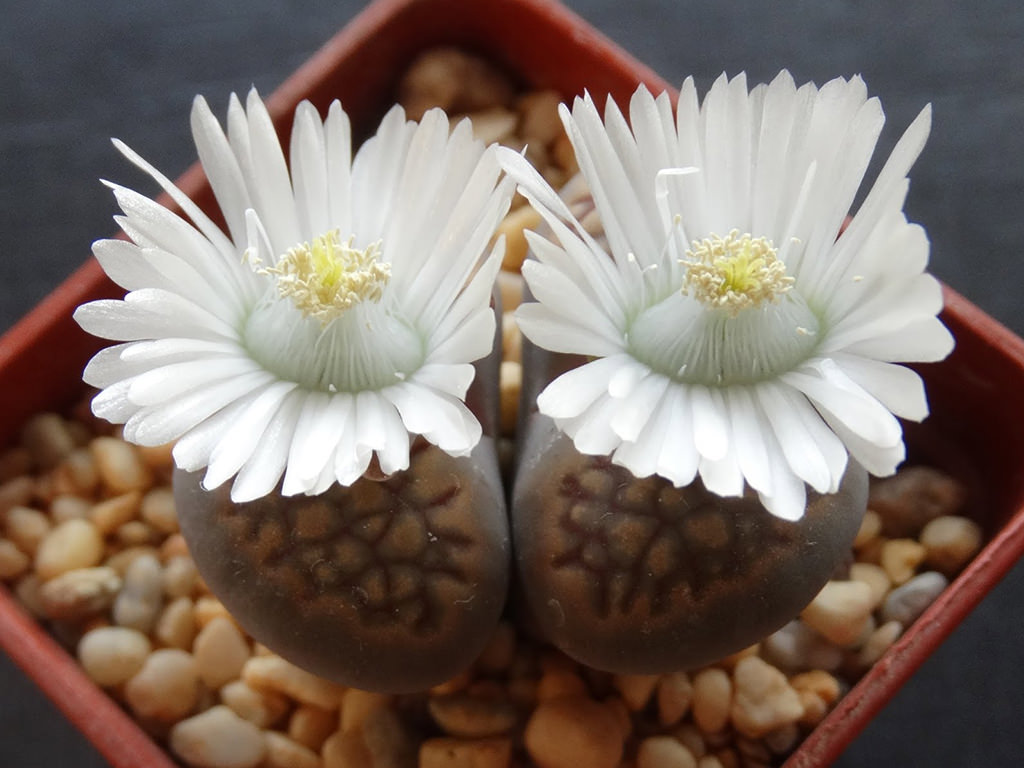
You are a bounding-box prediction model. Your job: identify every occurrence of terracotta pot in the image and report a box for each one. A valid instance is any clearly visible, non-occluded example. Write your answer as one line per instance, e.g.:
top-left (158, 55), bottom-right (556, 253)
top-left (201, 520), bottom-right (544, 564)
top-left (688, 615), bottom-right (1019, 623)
top-left (1, 1), bottom-right (1023, 766)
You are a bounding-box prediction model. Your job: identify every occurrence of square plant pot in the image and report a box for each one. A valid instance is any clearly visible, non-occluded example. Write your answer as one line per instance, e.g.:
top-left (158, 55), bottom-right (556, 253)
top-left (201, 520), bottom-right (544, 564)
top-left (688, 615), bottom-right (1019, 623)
top-left (1, 0), bottom-right (1023, 766)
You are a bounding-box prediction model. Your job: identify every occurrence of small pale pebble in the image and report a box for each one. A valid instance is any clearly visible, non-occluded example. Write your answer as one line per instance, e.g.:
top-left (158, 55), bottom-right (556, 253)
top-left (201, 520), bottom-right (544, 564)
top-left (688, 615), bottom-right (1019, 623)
top-left (637, 736), bottom-right (697, 768)
top-left (517, 89), bottom-right (564, 146)
top-left (124, 648), bottom-right (200, 721)
top-left (0, 538), bottom-right (30, 580)
top-left (193, 615), bottom-right (250, 689)
top-left (77, 626), bottom-right (151, 687)
top-left (261, 731), bottom-right (321, 768)
top-left (38, 566), bottom-right (122, 621)
top-left (691, 668), bottom-right (732, 735)
top-left (321, 730), bottom-right (370, 768)
top-left (761, 621), bottom-right (844, 673)
top-left (169, 705), bottom-right (266, 768)
top-left (288, 704), bottom-right (337, 752)
top-left (550, 132), bottom-right (578, 174)
top-left (50, 494), bottom-right (92, 523)
top-left (881, 571), bottom-right (948, 625)
top-left (113, 552), bottom-right (164, 633)
top-left (499, 361), bottom-right (521, 436)
top-left (0, 476), bottom-right (34, 515)
top-left (857, 620), bottom-right (904, 667)
top-left (419, 737), bottom-right (512, 768)
top-left (729, 657), bottom-right (804, 739)
top-left (155, 596), bottom-right (197, 650)
top-left (460, 107), bottom-right (518, 144)
top-left (848, 562), bottom-right (892, 610)
top-left (852, 510), bottom-right (882, 549)
top-left (34, 518), bottom-right (103, 579)
top-left (90, 436), bottom-right (152, 494)
top-left (536, 669), bottom-right (588, 701)
top-left (163, 555), bottom-right (198, 598)
top-left (797, 690), bottom-right (829, 727)
top-left (672, 723), bottom-right (706, 758)
top-left (880, 538), bottom-right (927, 585)
top-left (788, 670), bottom-right (841, 706)
top-left (428, 692), bottom-right (518, 738)
top-left (136, 441), bottom-right (176, 470)
top-left (89, 491), bottom-right (141, 535)
top-left (501, 313), bottom-right (522, 365)
top-left (140, 487), bottom-right (179, 534)
top-left (496, 204), bottom-right (543, 272)
top-left (194, 596), bottom-right (237, 628)
top-left (105, 545), bottom-right (161, 575)
top-left (340, 688), bottom-right (391, 732)
top-left (497, 270), bottom-right (523, 311)
top-left (359, 705), bottom-right (417, 768)
top-left (161, 532), bottom-right (191, 561)
top-left (524, 696), bottom-right (625, 768)
top-left (220, 680), bottom-right (290, 728)
top-left (658, 671), bottom-right (694, 726)
top-left (117, 520), bottom-right (158, 547)
top-left (52, 448), bottom-right (100, 496)
top-left (920, 516), bottom-right (983, 574)
top-left (6, 505), bottom-right (52, 557)
top-left (397, 47), bottom-right (515, 119)
top-left (697, 757), bottom-right (726, 768)
top-left (869, 467), bottom-right (966, 537)
top-left (613, 673), bottom-right (660, 712)
top-left (243, 654), bottom-right (344, 710)
top-left (800, 580), bottom-right (875, 646)
top-left (21, 413), bottom-right (76, 468)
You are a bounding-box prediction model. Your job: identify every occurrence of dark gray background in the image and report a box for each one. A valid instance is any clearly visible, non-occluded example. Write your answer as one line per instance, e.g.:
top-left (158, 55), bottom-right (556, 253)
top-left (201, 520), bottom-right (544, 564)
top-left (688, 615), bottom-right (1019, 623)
top-left (1, 0), bottom-right (1021, 765)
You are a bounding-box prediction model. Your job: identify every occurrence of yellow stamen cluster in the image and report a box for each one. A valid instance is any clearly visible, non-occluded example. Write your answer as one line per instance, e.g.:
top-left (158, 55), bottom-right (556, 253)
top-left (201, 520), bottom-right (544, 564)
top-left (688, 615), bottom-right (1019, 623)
top-left (682, 230), bottom-right (794, 317)
top-left (259, 230), bottom-right (390, 326)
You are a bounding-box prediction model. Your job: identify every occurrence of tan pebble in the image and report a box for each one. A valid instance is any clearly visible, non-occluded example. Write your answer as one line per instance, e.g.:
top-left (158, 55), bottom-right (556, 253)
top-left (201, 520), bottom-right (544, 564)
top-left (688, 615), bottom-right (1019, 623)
top-left (124, 648), bottom-right (200, 721)
top-left (524, 696), bottom-right (625, 768)
top-left (22, 413), bottom-right (76, 468)
top-left (90, 436), bottom-right (152, 494)
top-left (194, 596), bottom-right (237, 628)
top-left (50, 494), bottom-right (92, 523)
top-left (77, 626), bottom-right (151, 687)
top-left (691, 668), bottom-right (732, 734)
top-left (852, 509), bottom-right (882, 549)
top-left (671, 723), bottom-right (706, 758)
top-left (550, 133), bottom-right (579, 174)
top-left (192, 615), bottom-right (250, 689)
top-left (163, 555), bottom-right (198, 598)
top-left (112, 552), bottom-right (164, 633)
top-left (104, 545), bottom-right (160, 575)
top-left (262, 731), bottom-right (320, 768)
top-left (89, 491), bottom-right (141, 535)
top-left (288, 704), bottom-right (337, 752)
top-left (220, 679), bottom-right (290, 728)
top-left (496, 205), bottom-right (543, 272)
top-left (397, 47), bottom-right (515, 119)
top-left (476, 621), bottom-right (517, 672)
top-left (880, 539), bottom-right (926, 585)
top-left (428, 692), bottom-right (518, 738)
top-left (34, 518), bottom-right (103, 579)
top-left (13, 573), bottom-right (46, 617)
top-left (243, 654), bottom-right (344, 710)
top-left (920, 516), bottom-right (983, 574)
top-left (517, 89), bottom-right (564, 147)
top-left (856, 535), bottom-right (888, 566)
top-left (500, 312), bottom-right (521, 364)
top-left (116, 520), bottom-right (159, 547)
top-left (613, 673), bottom-right (659, 712)
top-left (161, 532), bottom-right (191, 561)
top-left (848, 562), bottom-right (892, 610)
top-left (869, 467), bottom-right (966, 537)
top-left (497, 270), bottom-right (524, 313)
top-left (340, 688), bottom-right (390, 732)
top-left (321, 729), bottom-right (369, 768)
top-left (430, 667), bottom-right (474, 696)
top-left (169, 705), bottom-right (266, 768)
top-left (658, 671), bottom-right (694, 726)
top-left (52, 448), bottom-right (100, 496)
top-left (799, 580), bottom-right (874, 646)
top-left (136, 441), bottom-right (176, 470)
top-left (140, 487), bottom-right (179, 534)
top-left (760, 621), bottom-right (843, 673)
top-left (461, 107), bottom-right (518, 144)
top-left (637, 736), bottom-right (697, 768)
top-left (5, 505), bottom-right (52, 557)
top-left (0, 538), bottom-right (30, 580)
top-left (788, 669), bottom-right (841, 705)
top-left (360, 705), bottom-right (417, 768)
top-left (420, 736), bottom-right (512, 768)
top-left (0, 476), bottom-right (34, 516)
top-left (536, 669), bottom-right (587, 701)
top-left (729, 657), bottom-right (804, 738)
top-left (697, 757), bottom-right (726, 768)
top-left (602, 696), bottom-right (633, 741)
top-left (763, 722), bottom-right (801, 754)
top-left (38, 566), bottom-right (122, 621)
top-left (499, 361), bottom-right (521, 437)
top-left (155, 596), bottom-right (197, 650)
top-left (716, 644), bottom-right (761, 671)
top-left (735, 735), bottom-right (772, 764)
top-left (797, 690), bottom-right (829, 727)
top-left (857, 620), bottom-right (904, 668)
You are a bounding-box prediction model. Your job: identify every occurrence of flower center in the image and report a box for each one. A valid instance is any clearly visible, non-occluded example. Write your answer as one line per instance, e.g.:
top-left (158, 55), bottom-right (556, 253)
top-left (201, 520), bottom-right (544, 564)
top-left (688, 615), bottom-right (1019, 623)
top-left (258, 230), bottom-right (391, 326)
top-left (682, 230), bottom-right (794, 317)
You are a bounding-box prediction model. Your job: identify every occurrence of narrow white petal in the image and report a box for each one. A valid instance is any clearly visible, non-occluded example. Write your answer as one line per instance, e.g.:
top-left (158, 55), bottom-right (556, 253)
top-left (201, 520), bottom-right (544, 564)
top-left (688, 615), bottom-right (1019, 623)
top-left (536, 355), bottom-right (630, 420)
top-left (229, 389), bottom-right (305, 502)
top-left (690, 384), bottom-right (729, 461)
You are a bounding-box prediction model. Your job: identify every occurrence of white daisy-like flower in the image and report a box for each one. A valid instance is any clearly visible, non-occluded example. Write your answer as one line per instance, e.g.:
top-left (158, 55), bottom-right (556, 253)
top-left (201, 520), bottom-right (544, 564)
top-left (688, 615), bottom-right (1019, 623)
top-left (499, 71), bottom-right (954, 521)
top-left (75, 89), bottom-right (514, 502)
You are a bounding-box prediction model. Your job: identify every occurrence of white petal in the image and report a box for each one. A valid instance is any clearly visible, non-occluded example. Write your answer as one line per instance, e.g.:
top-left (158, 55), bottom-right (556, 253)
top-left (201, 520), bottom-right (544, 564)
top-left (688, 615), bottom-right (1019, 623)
top-left (229, 389), bottom-right (305, 502)
top-left (536, 354), bottom-right (630, 420)
top-left (690, 384), bottom-right (729, 461)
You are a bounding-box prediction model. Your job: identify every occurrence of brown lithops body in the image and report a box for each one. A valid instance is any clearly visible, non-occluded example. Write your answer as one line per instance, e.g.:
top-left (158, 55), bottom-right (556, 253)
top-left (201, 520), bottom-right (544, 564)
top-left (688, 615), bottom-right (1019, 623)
top-left (176, 435), bottom-right (509, 693)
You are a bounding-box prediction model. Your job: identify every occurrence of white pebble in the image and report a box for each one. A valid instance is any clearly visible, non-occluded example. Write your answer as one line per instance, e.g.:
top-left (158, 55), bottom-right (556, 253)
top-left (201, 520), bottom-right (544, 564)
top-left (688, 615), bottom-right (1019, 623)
top-left (637, 736), bottom-right (697, 768)
top-left (77, 626), bottom-right (151, 687)
top-left (729, 657), bottom-right (804, 738)
top-left (800, 580), bottom-right (875, 646)
top-left (920, 516), bottom-right (983, 574)
top-left (193, 616), bottom-right (251, 689)
top-left (124, 648), bottom-right (200, 721)
top-left (761, 621), bottom-right (843, 673)
top-left (169, 705), bottom-right (266, 768)
top-left (691, 668), bottom-right (732, 734)
top-left (113, 552), bottom-right (164, 633)
top-left (34, 518), bottom-right (103, 580)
